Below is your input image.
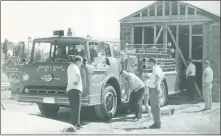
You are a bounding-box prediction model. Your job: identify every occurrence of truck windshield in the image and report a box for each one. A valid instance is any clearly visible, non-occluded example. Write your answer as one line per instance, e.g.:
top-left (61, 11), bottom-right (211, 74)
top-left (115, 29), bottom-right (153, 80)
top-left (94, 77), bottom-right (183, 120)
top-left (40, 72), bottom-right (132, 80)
top-left (31, 41), bottom-right (86, 62)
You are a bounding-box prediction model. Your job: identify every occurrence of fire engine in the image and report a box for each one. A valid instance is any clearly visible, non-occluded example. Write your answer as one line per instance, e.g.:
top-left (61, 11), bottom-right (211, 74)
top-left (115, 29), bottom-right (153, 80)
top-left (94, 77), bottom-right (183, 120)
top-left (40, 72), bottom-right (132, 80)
top-left (5, 30), bottom-right (177, 121)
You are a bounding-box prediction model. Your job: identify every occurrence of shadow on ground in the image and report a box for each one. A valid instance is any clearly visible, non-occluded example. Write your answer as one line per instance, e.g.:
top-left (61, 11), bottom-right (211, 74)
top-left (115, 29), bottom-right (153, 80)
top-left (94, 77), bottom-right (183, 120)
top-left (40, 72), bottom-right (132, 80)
top-left (33, 91), bottom-right (204, 126)
top-left (114, 126), bottom-right (149, 131)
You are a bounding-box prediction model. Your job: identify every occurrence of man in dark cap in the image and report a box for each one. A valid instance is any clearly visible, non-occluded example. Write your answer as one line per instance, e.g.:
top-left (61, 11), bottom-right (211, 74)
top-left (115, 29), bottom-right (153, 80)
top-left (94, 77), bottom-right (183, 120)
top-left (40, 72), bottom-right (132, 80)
top-left (186, 58), bottom-right (196, 101)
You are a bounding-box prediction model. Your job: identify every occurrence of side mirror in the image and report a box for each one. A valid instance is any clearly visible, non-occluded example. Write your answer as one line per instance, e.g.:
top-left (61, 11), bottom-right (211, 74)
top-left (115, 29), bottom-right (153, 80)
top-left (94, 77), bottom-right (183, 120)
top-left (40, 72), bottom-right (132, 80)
top-left (22, 58), bottom-right (27, 63)
top-left (105, 58), bottom-right (110, 66)
top-left (83, 57), bottom-right (88, 65)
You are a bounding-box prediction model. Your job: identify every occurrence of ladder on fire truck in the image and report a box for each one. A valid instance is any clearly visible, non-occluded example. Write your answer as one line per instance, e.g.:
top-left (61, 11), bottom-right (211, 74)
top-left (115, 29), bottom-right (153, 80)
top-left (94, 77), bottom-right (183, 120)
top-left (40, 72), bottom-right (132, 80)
top-left (124, 43), bottom-right (176, 72)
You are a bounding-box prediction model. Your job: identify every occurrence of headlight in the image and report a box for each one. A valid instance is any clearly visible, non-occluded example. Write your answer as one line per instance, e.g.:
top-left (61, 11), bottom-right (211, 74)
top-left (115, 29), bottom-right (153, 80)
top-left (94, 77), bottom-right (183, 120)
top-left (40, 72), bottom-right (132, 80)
top-left (24, 88), bottom-right (29, 93)
top-left (9, 73), bottom-right (20, 84)
top-left (22, 73), bottom-right (29, 82)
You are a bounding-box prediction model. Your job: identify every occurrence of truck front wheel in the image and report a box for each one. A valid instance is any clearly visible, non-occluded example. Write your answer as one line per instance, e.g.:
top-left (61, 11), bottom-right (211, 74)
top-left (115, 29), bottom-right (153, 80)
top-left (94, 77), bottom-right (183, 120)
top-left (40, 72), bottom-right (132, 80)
top-left (94, 85), bottom-right (117, 121)
top-left (37, 103), bottom-right (59, 117)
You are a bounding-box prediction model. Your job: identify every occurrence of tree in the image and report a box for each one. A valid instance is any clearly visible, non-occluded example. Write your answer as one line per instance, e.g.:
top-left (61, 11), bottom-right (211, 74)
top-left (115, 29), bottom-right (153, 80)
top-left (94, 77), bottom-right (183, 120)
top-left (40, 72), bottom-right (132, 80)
top-left (2, 39), bottom-right (9, 61)
top-left (2, 39), bottom-right (8, 54)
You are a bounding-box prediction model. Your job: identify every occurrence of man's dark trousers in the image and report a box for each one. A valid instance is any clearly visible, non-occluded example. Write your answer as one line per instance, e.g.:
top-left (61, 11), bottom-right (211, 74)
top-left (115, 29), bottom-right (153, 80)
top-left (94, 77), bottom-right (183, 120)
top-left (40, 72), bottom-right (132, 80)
top-left (67, 89), bottom-right (82, 126)
top-left (187, 76), bottom-right (196, 100)
top-left (129, 88), bottom-right (145, 118)
top-left (149, 88), bottom-right (161, 126)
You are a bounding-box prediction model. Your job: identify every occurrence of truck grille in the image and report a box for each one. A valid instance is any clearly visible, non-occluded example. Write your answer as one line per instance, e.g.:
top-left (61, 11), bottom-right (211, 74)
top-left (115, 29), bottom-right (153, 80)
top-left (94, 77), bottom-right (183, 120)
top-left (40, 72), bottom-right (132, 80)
top-left (24, 86), bottom-right (66, 95)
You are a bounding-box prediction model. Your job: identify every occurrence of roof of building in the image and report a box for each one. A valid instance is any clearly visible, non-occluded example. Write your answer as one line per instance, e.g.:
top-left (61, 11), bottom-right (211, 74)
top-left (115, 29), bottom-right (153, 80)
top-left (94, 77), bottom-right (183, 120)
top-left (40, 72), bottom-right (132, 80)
top-left (120, 1), bottom-right (220, 22)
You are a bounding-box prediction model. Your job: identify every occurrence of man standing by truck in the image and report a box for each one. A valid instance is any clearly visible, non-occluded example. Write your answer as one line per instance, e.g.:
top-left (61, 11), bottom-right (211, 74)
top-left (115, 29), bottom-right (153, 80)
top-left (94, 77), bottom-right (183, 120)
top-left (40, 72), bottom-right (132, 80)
top-left (186, 58), bottom-right (196, 101)
top-left (120, 70), bottom-right (145, 121)
top-left (202, 60), bottom-right (213, 111)
top-left (66, 55), bottom-right (83, 129)
top-left (148, 57), bottom-right (165, 129)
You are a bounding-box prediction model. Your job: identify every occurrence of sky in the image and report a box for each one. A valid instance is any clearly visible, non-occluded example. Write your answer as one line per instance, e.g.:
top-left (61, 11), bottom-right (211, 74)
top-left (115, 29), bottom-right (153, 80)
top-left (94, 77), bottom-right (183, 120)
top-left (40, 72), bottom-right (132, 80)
top-left (1, 1), bottom-right (220, 43)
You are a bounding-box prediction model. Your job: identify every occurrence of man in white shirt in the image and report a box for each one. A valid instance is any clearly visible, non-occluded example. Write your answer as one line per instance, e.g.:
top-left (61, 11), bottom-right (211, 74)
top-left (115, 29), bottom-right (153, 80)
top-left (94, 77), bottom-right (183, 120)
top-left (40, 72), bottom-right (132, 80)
top-left (202, 60), bottom-right (213, 111)
top-left (120, 70), bottom-right (145, 121)
top-left (148, 57), bottom-right (165, 129)
top-left (186, 58), bottom-right (196, 101)
top-left (66, 55), bottom-right (83, 129)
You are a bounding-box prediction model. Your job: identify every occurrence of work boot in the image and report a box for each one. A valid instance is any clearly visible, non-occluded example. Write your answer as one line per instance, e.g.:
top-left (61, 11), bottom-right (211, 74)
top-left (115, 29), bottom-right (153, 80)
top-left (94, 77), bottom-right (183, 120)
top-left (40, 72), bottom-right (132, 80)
top-left (149, 124), bottom-right (161, 129)
top-left (132, 114), bottom-right (142, 121)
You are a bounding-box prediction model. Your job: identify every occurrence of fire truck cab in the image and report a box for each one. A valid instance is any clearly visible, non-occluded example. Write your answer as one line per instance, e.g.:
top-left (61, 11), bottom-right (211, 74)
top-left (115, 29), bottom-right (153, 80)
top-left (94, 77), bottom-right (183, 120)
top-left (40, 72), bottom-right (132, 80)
top-left (8, 31), bottom-right (122, 121)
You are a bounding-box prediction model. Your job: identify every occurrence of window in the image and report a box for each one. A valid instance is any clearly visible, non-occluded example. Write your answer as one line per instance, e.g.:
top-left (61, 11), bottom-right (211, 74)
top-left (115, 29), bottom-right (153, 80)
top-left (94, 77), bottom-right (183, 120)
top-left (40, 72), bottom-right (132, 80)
top-left (180, 4), bottom-right (185, 15)
top-left (142, 10), bottom-right (147, 17)
top-left (133, 13), bottom-right (140, 17)
top-left (89, 42), bottom-right (99, 61)
top-left (188, 7), bottom-right (194, 15)
top-left (157, 3), bottom-right (163, 16)
top-left (113, 45), bottom-right (120, 58)
top-left (165, 2), bottom-right (170, 16)
top-left (103, 44), bottom-right (111, 57)
top-left (33, 43), bottom-right (51, 62)
top-left (149, 6), bottom-right (155, 16)
top-left (66, 44), bottom-right (86, 58)
top-left (31, 40), bottom-right (86, 62)
top-left (172, 2), bottom-right (178, 15)
top-left (192, 25), bottom-right (203, 35)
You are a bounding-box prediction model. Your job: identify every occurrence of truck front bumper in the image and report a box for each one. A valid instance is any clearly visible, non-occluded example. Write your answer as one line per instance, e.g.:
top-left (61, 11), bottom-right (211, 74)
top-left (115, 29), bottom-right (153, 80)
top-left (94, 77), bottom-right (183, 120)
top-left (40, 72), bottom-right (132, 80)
top-left (16, 94), bottom-right (92, 107)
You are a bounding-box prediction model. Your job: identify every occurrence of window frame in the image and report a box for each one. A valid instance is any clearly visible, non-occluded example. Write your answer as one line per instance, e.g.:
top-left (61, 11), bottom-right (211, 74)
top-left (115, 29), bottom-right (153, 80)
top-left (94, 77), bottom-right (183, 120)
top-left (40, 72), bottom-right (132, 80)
top-left (112, 45), bottom-right (120, 58)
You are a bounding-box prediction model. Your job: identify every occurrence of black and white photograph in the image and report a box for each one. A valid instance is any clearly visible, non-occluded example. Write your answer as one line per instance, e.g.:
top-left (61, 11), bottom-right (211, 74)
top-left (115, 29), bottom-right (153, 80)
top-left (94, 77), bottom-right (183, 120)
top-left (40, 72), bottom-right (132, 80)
top-left (1, 0), bottom-right (220, 135)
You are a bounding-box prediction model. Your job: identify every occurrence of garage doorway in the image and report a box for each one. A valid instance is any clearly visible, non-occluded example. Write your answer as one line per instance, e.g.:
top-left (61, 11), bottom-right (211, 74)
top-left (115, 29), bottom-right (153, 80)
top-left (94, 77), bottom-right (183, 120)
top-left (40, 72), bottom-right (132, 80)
top-left (191, 24), bottom-right (203, 91)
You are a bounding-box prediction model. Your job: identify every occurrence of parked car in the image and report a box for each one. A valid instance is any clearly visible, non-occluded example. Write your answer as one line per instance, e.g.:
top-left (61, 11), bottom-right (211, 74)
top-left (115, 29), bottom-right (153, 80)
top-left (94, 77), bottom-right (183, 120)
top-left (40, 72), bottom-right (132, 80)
top-left (1, 102), bottom-right (76, 134)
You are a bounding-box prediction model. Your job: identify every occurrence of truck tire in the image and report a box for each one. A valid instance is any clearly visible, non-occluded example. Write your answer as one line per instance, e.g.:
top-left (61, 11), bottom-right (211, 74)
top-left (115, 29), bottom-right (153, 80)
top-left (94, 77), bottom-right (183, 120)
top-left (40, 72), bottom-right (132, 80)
top-left (159, 81), bottom-right (168, 107)
top-left (37, 103), bottom-right (59, 117)
top-left (94, 85), bottom-right (118, 121)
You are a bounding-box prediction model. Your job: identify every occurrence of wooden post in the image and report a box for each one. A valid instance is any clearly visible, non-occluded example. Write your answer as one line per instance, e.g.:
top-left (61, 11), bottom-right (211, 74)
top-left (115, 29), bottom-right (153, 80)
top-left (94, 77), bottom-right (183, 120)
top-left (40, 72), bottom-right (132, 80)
top-left (131, 27), bottom-right (134, 44)
top-left (185, 6), bottom-right (188, 19)
top-left (142, 27), bottom-right (145, 44)
top-left (178, 2), bottom-right (180, 20)
top-left (154, 25), bottom-right (157, 44)
top-left (162, 1), bottom-right (165, 16)
top-left (168, 26), bottom-right (203, 99)
top-left (140, 12), bottom-right (142, 20)
top-left (202, 23), bottom-right (206, 86)
top-left (194, 9), bottom-right (197, 18)
top-left (169, 1), bottom-right (172, 16)
top-left (203, 24), bottom-right (207, 60)
top-left (176, 25), bottom-right (179, 89)
top-left (163, 23), bottom-right (168, 50)
top-left (155, 3), bottom-right (157, 16)
top-left (189, 25), bottom-right (192, 58)
top-left (147, 8), bottom-right (150, 17)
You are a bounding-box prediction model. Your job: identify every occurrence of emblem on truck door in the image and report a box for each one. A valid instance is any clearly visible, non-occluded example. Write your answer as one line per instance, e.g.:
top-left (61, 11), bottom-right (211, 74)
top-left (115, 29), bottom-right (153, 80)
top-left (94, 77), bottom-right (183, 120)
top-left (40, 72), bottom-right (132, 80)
top-left (41, 74), bottom-right (53, 82)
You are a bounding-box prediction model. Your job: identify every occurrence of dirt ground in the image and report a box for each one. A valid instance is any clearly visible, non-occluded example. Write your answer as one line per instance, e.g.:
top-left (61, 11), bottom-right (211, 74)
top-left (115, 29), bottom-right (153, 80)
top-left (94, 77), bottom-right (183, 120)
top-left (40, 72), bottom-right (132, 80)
top-left (1, 90), bottom-right (220, 134)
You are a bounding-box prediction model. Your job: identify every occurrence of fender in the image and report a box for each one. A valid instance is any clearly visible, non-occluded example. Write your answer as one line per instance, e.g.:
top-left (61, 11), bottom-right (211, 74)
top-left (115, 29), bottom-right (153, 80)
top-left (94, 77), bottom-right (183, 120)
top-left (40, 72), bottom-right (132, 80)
top-left (100, 74), bottom-right (120, 103)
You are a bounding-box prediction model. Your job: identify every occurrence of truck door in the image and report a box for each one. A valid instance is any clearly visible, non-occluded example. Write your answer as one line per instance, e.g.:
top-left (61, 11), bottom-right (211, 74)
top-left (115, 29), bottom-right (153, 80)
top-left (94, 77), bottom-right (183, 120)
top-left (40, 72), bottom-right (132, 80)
top-left (102, 43), bottom-right (120, 80)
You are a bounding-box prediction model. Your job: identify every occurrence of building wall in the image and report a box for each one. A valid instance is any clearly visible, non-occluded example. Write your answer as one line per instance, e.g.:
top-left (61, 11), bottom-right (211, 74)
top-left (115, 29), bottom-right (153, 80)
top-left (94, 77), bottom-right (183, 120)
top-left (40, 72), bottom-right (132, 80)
top-left (205, 23), bottom-right (220, 101)
top-left (120, 23), bottom-right (132, 49)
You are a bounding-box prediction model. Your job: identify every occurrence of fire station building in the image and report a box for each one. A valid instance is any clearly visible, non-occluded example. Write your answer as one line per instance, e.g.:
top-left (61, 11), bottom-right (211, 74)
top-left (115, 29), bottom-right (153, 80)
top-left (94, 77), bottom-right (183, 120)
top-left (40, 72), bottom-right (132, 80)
top-left (119, 1), bottom-right (220, 101)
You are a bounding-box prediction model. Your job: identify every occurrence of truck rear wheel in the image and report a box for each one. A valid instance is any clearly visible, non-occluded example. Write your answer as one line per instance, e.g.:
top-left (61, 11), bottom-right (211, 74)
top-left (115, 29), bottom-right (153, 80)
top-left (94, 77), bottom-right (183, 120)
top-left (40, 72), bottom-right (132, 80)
top-left (94, 85), bottom-right (117, 121)
top-left (37, 103), bottom-right (59, 117)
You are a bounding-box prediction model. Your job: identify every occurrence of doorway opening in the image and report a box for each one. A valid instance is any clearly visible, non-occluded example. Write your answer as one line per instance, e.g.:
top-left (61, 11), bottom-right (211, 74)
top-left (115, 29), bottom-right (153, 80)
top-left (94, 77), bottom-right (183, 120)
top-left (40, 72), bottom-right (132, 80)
top-left (134, 27), bottom-right (142, 44)
top-left (144, 26), bottom-right (154, 44)
top-left (192, 35), bottom-right (203, 90)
